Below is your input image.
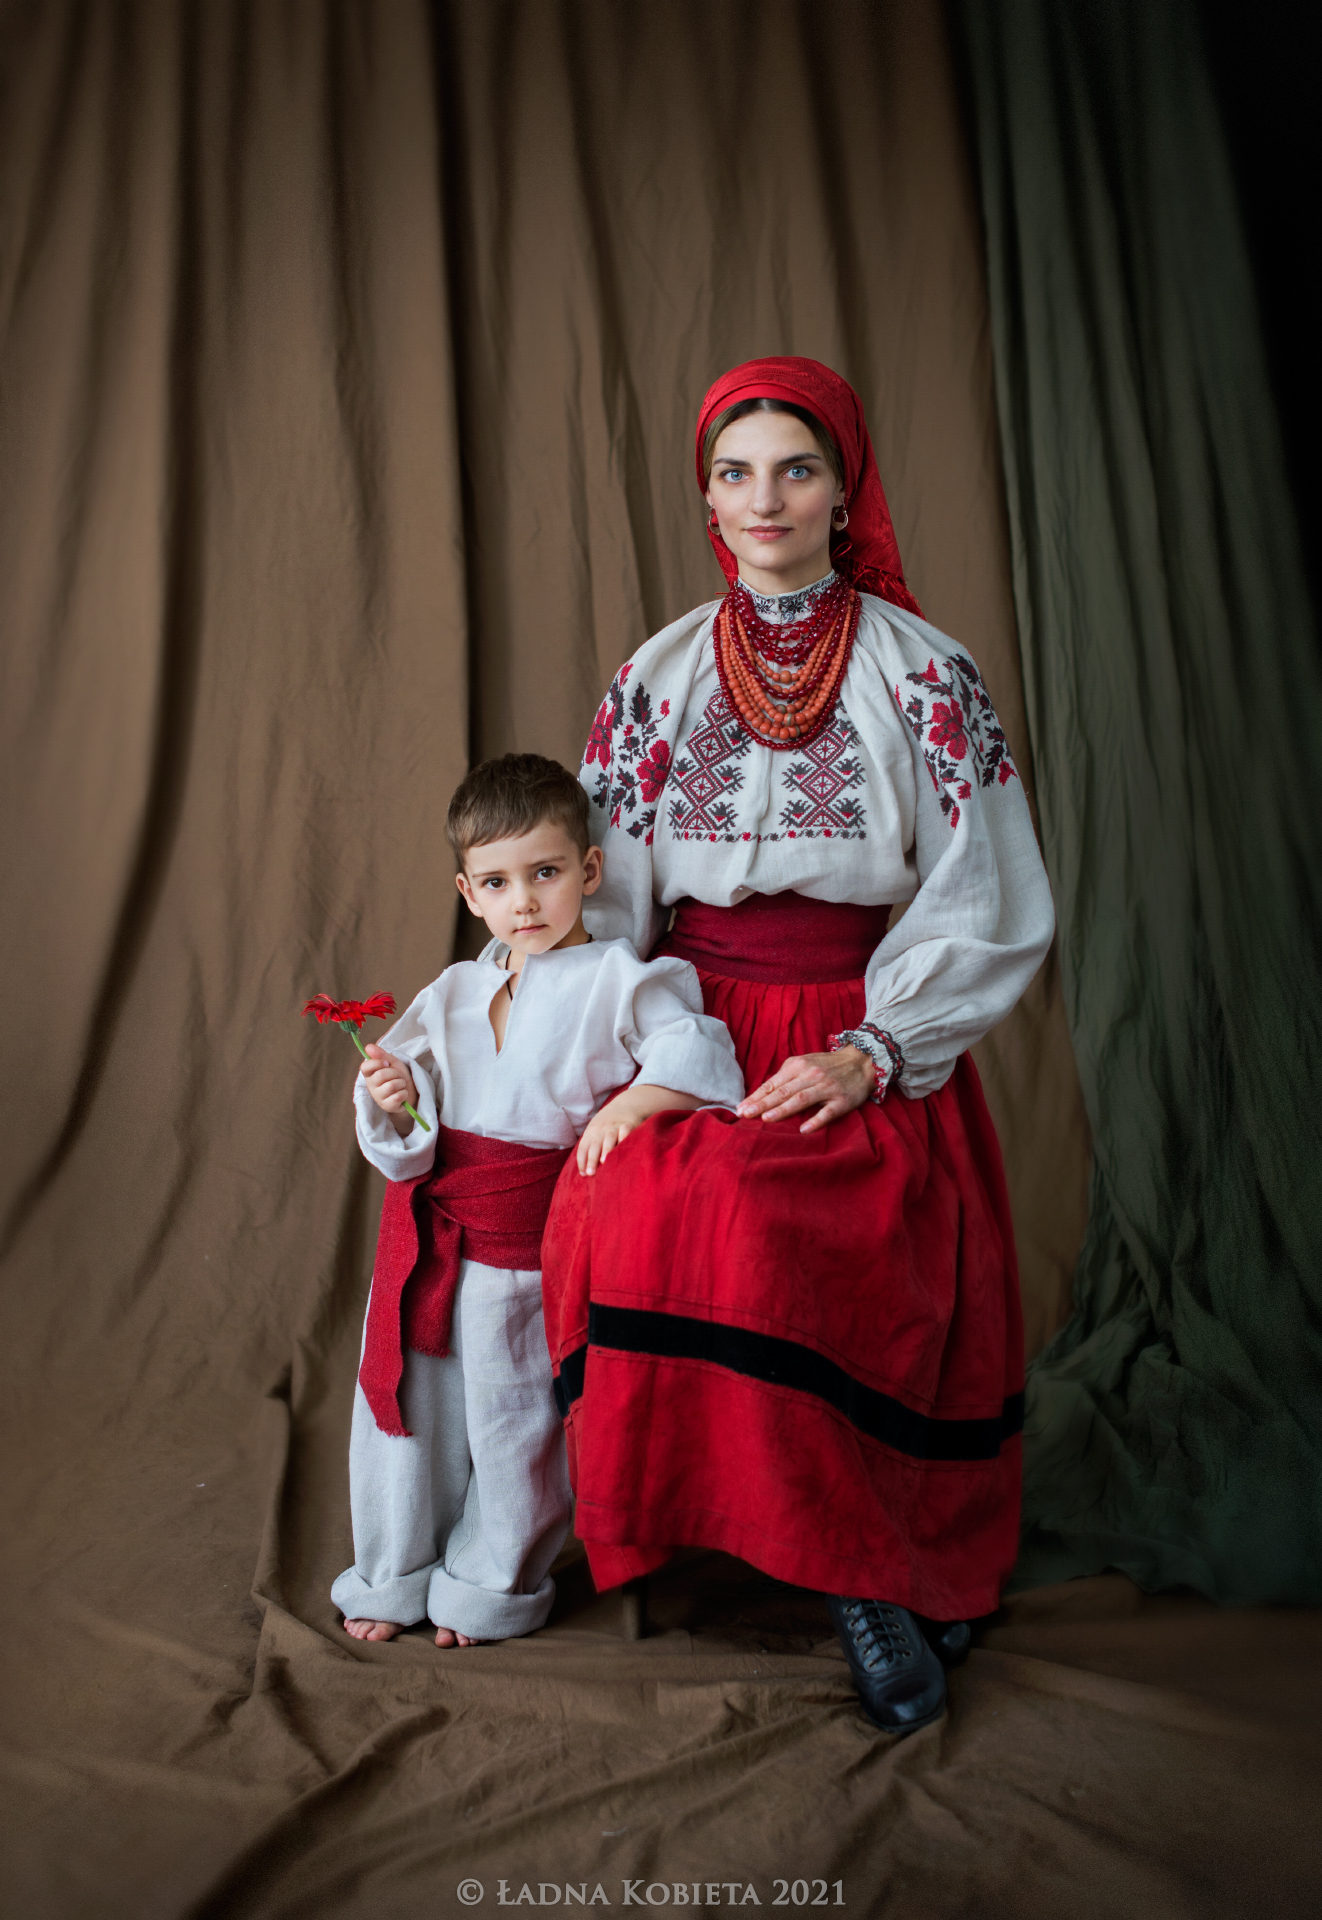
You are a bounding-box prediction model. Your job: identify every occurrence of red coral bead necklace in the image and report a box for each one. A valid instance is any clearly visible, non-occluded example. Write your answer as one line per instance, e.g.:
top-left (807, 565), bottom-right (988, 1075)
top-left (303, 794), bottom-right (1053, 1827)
top-left (715, 574), bottom-right (860, 749)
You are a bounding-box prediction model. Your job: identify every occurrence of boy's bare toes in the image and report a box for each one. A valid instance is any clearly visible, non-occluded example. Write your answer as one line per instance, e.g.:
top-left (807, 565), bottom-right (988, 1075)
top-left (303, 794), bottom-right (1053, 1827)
top-left (343, 1617), bottom-right (403, 1641)
top-left (435, 1626), bottom-right (486, 1648)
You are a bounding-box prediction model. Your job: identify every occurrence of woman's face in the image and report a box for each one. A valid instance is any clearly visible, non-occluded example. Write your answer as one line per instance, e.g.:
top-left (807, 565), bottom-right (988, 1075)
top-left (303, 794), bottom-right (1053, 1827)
top-left (705, 409), bottom-right (845, 595)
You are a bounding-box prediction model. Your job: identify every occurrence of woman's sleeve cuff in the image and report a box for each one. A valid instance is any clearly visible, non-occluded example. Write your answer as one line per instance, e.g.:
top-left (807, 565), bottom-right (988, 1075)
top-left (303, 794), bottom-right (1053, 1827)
top-left (828, 1024), bottom-right (905, 1103)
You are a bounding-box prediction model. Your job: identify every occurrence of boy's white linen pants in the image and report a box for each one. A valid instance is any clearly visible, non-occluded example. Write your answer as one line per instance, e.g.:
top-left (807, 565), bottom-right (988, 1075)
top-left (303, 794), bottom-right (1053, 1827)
top-left (331, 1259), bottom-right (571, 1640)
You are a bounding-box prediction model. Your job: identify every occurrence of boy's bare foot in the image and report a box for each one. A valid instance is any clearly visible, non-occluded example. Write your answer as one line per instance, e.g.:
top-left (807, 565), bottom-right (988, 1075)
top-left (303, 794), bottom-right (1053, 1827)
top-left (343, 1617), bottom-right (405, 1641)
top-left (434, 1626), bottom-right (486, 1648)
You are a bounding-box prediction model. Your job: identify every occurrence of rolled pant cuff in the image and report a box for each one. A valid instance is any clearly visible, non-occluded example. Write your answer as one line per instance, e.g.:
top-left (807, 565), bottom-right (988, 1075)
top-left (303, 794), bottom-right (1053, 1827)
top-left (427, 1568), bottom-right (555, 1640)
top-left (331, 1565), bottom-right (431, 1626)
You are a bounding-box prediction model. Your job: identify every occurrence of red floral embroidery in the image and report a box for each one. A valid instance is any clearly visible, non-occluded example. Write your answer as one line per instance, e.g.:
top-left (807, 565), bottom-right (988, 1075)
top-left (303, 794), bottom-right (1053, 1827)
top-left (584, 698), bottom-right (614, 769)
top-left (586, 663), bottom-right (672, 843)
top-left (637, 739), bottom-right (671, 804)
top-left (894, 653), bottom-right (1017, 830)
top-left (927, 700), bottom-right (967, 759)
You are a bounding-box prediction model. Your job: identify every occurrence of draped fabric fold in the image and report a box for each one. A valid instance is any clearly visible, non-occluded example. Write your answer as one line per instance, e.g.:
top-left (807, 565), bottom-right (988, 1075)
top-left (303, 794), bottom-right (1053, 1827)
top-left (954, 0), bottom-right (1322, 1601)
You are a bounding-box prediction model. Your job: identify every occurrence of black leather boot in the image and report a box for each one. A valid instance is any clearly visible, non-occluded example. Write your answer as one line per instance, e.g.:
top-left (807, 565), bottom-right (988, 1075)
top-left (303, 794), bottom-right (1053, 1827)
top-left (917, 1616), bottom-right (972, 1667)
top-left (825, 1595), bottom-right (947, 1734)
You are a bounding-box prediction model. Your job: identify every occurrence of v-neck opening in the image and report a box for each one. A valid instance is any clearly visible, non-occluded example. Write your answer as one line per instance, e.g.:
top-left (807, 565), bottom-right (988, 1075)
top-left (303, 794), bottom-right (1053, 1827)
top-left (487, 950), bottom-right (526, 1056)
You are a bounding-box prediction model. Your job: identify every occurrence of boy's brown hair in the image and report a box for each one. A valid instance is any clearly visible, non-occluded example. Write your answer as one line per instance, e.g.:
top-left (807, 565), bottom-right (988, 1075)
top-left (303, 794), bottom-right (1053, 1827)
top-left (446, 753), bottom-right (591, 861)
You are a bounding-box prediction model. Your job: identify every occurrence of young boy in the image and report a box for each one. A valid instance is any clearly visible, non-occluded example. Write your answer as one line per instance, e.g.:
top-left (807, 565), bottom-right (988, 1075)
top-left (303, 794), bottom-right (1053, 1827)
top-left (332, 753), bottom-right (743, 1648)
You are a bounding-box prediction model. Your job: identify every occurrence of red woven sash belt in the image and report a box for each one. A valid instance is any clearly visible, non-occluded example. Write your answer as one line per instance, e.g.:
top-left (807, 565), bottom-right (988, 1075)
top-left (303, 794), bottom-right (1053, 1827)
top-left (656, 891), bottom-right (892, 984)
top-left (359, 1124), bottom-right (571, 1436)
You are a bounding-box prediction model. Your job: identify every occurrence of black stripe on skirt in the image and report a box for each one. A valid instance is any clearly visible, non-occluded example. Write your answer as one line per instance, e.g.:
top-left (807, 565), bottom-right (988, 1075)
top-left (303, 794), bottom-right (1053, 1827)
top-left (552, 1304), bottom-right (1024, 1462)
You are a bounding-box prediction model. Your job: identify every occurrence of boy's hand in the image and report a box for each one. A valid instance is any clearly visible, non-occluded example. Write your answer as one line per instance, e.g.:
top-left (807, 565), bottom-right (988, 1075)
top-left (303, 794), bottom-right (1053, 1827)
top-left (576, 1103), bottom-right (638, 1177)
top-left (361, 1043), bottom-right (419, 1138)
top-left (576, 1084), bottom-right (701, 1176)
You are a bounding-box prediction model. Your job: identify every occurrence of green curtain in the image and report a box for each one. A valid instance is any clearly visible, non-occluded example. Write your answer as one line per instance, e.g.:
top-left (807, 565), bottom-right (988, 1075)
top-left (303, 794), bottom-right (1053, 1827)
top-left (954, 0), bottom-right (1322, 1602)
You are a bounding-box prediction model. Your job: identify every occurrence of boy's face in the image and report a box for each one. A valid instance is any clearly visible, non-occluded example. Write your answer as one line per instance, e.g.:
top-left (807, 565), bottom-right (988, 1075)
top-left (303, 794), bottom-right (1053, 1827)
top-left (455, 823), bottom-right (604, 959)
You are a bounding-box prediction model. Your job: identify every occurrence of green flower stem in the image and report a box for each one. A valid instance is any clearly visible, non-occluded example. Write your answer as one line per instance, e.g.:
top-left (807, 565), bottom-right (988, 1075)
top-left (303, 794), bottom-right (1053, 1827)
top-left (345, 1024), bottom-right (431, 1132)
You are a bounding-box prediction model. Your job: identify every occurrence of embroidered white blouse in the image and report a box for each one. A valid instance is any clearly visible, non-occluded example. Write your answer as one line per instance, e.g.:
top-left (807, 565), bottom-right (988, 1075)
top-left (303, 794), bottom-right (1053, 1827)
top-left (354, 936), bottom-right (745, 1183)
top-left (579, 576), bottom-right (1055, 1099)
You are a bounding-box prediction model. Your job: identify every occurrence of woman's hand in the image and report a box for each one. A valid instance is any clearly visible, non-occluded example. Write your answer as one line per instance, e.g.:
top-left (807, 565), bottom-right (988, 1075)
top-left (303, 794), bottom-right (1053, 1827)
top-left (736, 1046), bottom-right (873, 1134)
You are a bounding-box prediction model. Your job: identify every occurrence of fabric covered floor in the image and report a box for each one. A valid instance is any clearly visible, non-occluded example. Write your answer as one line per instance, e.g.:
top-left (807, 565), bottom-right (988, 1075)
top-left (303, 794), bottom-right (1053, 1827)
top-left (5, 1360), bottom-right (1319, 1917)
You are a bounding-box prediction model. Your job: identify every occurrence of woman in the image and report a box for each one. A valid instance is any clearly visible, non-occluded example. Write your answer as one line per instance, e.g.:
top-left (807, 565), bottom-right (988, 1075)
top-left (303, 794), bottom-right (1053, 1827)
top-left (541, 356), bottom-right (1054, 1734)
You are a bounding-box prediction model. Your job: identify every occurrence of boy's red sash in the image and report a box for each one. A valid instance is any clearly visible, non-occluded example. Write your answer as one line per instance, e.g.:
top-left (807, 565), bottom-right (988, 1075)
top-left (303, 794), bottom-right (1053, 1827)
top-left (359, 1125), bottom-right (571, 1436)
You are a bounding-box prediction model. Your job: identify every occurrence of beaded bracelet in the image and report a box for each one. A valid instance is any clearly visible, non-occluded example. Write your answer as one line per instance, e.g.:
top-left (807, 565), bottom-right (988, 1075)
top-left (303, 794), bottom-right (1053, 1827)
top-left (828, 1025), bottom-right (905, 1104)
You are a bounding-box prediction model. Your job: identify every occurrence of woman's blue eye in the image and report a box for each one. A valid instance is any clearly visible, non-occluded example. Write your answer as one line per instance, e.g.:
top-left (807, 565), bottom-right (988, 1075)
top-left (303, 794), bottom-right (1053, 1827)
top-left (786, 465), bottom-right (810, 479)
top-left (720, 467), bottom-right (746, 483)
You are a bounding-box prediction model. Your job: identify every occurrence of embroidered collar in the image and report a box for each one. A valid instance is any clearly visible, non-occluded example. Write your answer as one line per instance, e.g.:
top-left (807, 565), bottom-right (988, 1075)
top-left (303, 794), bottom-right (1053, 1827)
top-left (744, 569), bottom-right (837, 627)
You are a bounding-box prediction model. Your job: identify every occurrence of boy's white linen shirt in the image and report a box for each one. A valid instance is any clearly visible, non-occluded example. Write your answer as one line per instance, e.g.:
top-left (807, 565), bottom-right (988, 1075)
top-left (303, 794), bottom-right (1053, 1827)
top-left (354, 936), bottom-right (744, 1182)
top-left (580, 593), bottom-right (1056, 1099)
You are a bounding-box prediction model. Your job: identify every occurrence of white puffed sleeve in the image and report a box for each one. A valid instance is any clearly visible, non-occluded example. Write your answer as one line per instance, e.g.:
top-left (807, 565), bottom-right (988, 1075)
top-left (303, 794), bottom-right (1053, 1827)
top-left (579, 605), bottom-right (715, 953)
top-left (607, 946), bottom-right (745, 1107)
top-left (844, 606), bottom-right (1056, 1099)
top-left (352, 981), bottom-right (444, 1182)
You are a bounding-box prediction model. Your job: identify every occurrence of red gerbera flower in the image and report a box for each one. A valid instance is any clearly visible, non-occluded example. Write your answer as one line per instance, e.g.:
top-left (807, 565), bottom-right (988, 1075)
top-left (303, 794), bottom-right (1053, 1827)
top-left (301, 991), bottom-right (428, 1130)
top-left (301, 991), bottom-right (397, 1030)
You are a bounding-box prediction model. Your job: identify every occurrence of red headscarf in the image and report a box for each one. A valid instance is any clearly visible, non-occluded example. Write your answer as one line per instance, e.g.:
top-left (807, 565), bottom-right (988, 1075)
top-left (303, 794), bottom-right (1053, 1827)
top-left (695, 355), bottom-right (923, 617)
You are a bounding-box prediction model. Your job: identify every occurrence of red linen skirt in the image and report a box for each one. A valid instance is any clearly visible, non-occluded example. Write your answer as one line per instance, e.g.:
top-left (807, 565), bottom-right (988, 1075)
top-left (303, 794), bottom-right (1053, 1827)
top-left (540, 893), bottom-right (1024, 1618)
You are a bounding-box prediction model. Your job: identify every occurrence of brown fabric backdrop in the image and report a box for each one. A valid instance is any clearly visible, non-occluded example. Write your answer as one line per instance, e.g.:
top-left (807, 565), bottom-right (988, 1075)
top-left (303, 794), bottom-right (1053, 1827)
top-left (4, 2), bottom-right (1314, 1915)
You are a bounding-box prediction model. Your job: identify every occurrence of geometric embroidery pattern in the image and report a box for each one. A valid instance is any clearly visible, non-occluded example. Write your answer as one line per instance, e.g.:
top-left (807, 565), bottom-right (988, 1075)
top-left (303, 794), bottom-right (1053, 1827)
top-left (665, 690), bottom-right (752, 841)
top-left (777, 713), bottom-right (867, 839)
top-left (667, 690), bottom-right (868, 843)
